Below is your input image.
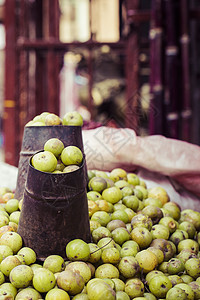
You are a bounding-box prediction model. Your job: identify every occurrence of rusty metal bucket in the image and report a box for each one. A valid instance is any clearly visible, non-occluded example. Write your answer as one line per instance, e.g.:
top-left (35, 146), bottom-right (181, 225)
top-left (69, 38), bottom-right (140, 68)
top-left (15, 125), bottom-right (85, 200)
top-left (17, 155), bottom-right (91, 261)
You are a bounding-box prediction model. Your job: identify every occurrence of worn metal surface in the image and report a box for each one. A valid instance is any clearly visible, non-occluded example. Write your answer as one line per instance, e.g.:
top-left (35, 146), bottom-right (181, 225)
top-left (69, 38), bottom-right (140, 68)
top-left (17, 157), bottom-right (91, 261)
top-left (15, 125), bottom-right (84, 200)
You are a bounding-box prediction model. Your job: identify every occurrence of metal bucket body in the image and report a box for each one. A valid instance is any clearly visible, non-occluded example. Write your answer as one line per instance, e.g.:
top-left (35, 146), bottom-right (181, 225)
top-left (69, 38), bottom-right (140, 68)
top-left (17, 158), bottom-right (91, 261)
top-left (15, 125), bottom-right (84, 200)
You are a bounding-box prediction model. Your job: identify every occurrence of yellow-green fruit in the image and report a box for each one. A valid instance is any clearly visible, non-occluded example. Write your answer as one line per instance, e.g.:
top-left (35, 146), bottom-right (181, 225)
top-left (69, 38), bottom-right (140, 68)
top-left (148, 186), bottom-right (169, 205)
top-left (33, 268), bottom-right (56, 293)
top-left (102, 187), bottom-right (122, 204)
top-left (91, 211), bottom-right (111, 227)
top-left (45, 288), bottom-right (70, 300)
top-left (65, 261), bottom-right (92, 283)
top-left (66, 239), bottom-right (90, 262)
top-left (17, 247), bottom-right (37, 265)
top-left (89, 220), bottom-right (101, 233)
top-left (0, 215), bottom-right (9, 228)
top-left (168, 274), bottom-right (184, 286)
top-left (43, 255), bottom-right (65, 273)
top-left (188, 282), bottom-right (200, 300)
top-left (163, 201), bottom-right (181, 220)
top-left (92, 226), bottom-right (111, 243)
top-left (0, 282), bottom-right (17, 298)
top-left (5, 199), bottom-right (19, 214)
top-left (131, 213), bottom-right (153, 231)
top-left (115, 180), bottom-right (129, 189)
top-left (0, 231), bottom-right (22, 254)
top-left (179, 209), bottom-right (200, 231)
top-left (0, 271), bottom-right (5, 285)
top-left (31, 151), bottom-right (57, 173)
top-left (111, 227), bottom-right (130, 245)
top-left (57, 269), bottom-right (85, 295)
top-left (116, 291), bottom-right (130, 300)
top-left (118, 256), bottom-right (139, 278)
top-left (0, 245), bottom-right (13, 259)
top-left (148, 275), bottom-right (172, 298)
top-left (26, 120), bottom-right (45, 126)
top-left (9, 211), bottom-right (20, 225)
top-left (175, 283), bottom-right (195, 300)
top-left (135, 186), bottom-right (148, 199)
top-left (95, 170), bottom-right (109, 179)
top-left (44, 138), bottom-right (64, 158)
top-left (112, 278), bottom-right (125, 292)
top-left (111, 210), bottom-right (129, 224)
top-left (110, 168), bottom-right (127, 182)
top-left (135, 250), bottom-right (158, 273)
top-left (127, 173), bottom-right (140, 186)
top-left (88, 177), bottom-right (107, 193)
top-left (147, 247), bottom-right (164, 264)
top-left (62, 111), bottom-right (83, 126)
top-left (167, 258), bottom-right (185, 275)
top-left (0, 255), bottom-right (21, 277)
top-left (101, 247), bottom-right (121, 265)
top-left (63, 165), bottom-right (80, 173)
top-left (87, 191), bottom-right (102, 201)
top-left (72, 294), bottom-right (89, 299)
top-left (125, 278), bottom-right (145, 299)
top-left (166, 286), bottom-right (187, 300)
top-left (185, 258), bottom-right (200, 279)
top-left (131, 227), bottom-right (152, 249)
top-left (95, 263), bottom-right (119, 279)
top-left (97, 237), bottom-right (116, 250)
top-left (145, 270), bottom-right (164, 286)
top-left (88, 243), bottom-right (102, 264)
top-left (61, 146), bottom-right (83, 166)
top-left (45, 113), bottom-right (62, 125)
top-left (87, 278), bottom-right (116, 300)
top-left (10, 265), bottom-right (34, 289)
top-left (15, 287), bottom-right (42, 300)
top-left (178, 239), bottom-right (199, 254)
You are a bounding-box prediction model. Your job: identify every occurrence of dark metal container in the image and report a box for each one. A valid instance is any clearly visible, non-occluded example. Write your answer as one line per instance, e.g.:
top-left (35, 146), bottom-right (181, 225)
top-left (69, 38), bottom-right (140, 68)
top-left (17, 156), bottom-right (91, 261)
top-left (15, 125), bottom-right (84, 200)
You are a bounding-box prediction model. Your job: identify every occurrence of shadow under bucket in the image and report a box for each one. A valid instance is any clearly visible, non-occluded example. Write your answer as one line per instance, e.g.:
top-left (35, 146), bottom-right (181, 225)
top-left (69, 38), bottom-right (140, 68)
top-left (15, 125), bottom-right (85, 200)
top-left (17, 156), bottom-right (91, 261)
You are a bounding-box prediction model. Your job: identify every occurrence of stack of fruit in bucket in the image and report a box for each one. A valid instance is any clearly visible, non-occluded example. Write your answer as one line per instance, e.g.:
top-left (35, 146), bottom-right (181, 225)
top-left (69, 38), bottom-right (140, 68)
top-left (31, 138), bottom-right (83, 174)
top-left (0, 111), bottom-right (199, 299)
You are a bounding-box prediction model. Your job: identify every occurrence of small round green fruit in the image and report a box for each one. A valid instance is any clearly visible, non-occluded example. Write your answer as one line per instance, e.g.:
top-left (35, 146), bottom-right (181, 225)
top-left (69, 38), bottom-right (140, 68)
top-left (9, 265), bottom-right (34, 288)
top-left (43, 254), bottom-right (65, 273)
top-left (66, 239), bottom-right (90, 262)
top-left (31, 150), bottom-right (57, 172)
top-left (61, 146), bottom-right (83, 166)
top-left (62, 111), bottom-right (83, 126)
top-left (44, 138), bottom-right (64, 157)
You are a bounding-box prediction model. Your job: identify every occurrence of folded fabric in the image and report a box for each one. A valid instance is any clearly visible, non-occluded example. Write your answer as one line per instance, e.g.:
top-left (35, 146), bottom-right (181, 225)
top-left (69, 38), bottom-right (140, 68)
top-left (82, 127), bottom-right (200, 198)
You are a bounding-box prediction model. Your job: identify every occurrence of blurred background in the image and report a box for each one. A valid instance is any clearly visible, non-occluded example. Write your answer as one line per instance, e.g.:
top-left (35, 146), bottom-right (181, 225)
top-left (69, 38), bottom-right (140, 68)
top-left (0, 0), bottom-right (200, 166)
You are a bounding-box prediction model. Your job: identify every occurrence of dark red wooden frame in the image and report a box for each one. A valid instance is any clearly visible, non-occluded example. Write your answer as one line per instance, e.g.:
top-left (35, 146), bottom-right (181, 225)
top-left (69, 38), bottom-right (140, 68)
top-left (3, 0), bottom-right (200, 166)
top-left (4, 0), bottom-right (145, 166)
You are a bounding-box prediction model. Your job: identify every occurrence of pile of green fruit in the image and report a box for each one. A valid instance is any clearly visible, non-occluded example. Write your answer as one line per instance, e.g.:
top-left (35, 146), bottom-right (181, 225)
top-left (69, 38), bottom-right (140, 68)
top-left (25, 111), bottom-right (83, 127)
top-left (31, 138), bottom-right (83, 173)
top-left (0, 168), bottom-right (199, 299)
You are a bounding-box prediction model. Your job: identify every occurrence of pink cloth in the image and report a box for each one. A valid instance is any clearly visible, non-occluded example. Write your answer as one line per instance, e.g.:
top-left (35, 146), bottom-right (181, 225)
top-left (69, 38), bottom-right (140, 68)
top-left (82, 127), bottom-right (200, 198)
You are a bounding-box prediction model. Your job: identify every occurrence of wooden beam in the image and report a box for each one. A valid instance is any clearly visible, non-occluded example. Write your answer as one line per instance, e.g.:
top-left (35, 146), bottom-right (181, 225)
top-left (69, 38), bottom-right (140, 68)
top-left (125, 0), bottom-right (140, 131)
top-left (127, 9), bottom-right (151, 23)
top-left (4, 0), bottom-right (19, 166)
top-left (0, 5), bottom-right (4, 23)
top-left (164, 0), bottom-right (179, 139)
top-left (180, 0), bottom-right (191, 142)
top-left (149, 0), bottom-right (165, 135)
top-left (16, 38), bottom-right (126, 51)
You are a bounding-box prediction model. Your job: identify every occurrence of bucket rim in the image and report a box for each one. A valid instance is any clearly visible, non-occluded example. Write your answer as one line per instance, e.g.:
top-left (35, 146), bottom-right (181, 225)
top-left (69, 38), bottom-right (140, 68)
top-left (29, 149), bottom-right (86, 175)
top-left (24, 124), bottom-right (83, 129)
